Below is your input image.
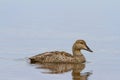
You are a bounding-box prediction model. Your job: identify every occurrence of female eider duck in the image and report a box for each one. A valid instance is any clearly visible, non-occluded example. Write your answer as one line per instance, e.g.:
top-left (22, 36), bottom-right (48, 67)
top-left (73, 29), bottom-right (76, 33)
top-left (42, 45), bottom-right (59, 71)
top-left (29, 40), bottom-right (93, 63)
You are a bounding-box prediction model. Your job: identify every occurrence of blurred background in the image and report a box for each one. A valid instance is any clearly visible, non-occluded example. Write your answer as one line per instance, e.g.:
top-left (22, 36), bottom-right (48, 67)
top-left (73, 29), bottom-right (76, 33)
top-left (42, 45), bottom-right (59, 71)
top-left (0, 0), bottom-right (120, 80)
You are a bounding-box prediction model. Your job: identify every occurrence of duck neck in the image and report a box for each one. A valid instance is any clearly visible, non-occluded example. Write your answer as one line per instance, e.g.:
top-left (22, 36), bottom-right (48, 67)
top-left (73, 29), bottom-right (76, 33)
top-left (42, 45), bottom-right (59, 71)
top-left (72, 49), bottom-right (82, 56)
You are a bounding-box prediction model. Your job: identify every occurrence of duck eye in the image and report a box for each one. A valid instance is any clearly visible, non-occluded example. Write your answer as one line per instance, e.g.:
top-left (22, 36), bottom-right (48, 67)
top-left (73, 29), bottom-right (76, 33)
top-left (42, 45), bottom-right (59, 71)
top-left (80, 42), bottom-right (84, 44)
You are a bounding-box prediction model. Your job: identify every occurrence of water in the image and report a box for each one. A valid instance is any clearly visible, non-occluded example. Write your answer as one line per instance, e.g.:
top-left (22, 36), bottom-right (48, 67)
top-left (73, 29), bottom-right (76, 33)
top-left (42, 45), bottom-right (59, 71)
top-left (0, 0), bottom-right (120, 80)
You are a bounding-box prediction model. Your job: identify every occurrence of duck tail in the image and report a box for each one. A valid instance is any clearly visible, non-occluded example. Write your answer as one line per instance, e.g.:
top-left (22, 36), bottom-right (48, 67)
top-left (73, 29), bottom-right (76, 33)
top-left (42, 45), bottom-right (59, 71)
top-left (29, 57), bottom-right (37, 64)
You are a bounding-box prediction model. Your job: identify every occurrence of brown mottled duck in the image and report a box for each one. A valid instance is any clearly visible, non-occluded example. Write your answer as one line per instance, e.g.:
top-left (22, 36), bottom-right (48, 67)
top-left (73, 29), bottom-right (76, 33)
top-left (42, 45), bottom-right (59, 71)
top-left (29, 40), bottom-right (93, 63)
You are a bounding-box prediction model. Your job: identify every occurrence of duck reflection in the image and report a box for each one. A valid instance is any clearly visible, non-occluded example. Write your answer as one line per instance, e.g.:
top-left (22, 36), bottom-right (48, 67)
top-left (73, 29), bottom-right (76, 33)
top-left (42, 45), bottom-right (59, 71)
top-left (32, 63), bottom-right (92, 80)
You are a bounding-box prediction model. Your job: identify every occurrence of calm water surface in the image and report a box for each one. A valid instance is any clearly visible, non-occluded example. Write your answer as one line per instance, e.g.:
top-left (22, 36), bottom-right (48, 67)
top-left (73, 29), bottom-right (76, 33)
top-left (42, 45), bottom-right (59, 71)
top-left (0, 0), bottom-right (120, 80)
top-left (0, 30), bottom-right (120, 80)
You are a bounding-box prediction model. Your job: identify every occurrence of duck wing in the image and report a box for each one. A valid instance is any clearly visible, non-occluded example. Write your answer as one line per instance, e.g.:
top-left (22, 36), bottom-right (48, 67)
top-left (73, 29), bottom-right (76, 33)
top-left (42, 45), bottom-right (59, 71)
top-left (29, 51), bottom-right (73, 63)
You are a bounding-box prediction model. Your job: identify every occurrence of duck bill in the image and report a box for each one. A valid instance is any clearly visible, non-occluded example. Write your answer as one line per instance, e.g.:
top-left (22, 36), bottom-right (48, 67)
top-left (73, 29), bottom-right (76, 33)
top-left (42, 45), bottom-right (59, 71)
top-left (85, 45), bottom-right (93, 52)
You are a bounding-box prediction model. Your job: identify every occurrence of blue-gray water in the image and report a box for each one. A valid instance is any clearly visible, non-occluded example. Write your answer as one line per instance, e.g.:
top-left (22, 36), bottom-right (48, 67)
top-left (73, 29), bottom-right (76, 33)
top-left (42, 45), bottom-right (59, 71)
top-left (0, 0), bottom-right (120, 80)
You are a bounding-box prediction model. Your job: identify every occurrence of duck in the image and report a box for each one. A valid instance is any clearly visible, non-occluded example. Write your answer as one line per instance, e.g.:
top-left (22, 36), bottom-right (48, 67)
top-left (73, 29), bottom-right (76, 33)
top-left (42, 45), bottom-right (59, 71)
top-left (29, 40), bottom-right (93, 63)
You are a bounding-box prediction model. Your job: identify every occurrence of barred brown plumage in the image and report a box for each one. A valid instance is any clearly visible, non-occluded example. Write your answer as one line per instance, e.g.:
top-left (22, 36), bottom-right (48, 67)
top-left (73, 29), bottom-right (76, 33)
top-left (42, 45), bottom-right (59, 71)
top-left (29, 40), bottom-right (93, 63)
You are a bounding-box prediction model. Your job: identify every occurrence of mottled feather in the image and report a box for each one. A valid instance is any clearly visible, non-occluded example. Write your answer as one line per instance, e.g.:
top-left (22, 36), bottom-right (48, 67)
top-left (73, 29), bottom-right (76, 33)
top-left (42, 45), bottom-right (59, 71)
top-left (30, 51), bottom-right (74, 63)
top-left (29, 40), bottom-right (93, 63)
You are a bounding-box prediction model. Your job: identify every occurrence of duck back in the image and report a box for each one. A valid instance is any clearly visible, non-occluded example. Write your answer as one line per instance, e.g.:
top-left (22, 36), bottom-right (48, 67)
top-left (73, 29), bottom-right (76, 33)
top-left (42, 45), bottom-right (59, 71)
top-left (29, 51), bottom-right (74, 63)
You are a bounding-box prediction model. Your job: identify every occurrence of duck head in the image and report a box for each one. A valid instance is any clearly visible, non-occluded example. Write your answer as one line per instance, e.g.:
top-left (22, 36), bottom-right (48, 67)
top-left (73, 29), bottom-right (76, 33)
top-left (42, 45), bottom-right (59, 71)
top-left (73, 40), bottom-right (93, 52)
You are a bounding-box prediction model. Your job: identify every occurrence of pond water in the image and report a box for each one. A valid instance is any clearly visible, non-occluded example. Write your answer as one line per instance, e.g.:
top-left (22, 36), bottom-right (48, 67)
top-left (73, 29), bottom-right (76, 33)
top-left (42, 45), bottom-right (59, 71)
top-left (0, 0), bottom-right (120, 80)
